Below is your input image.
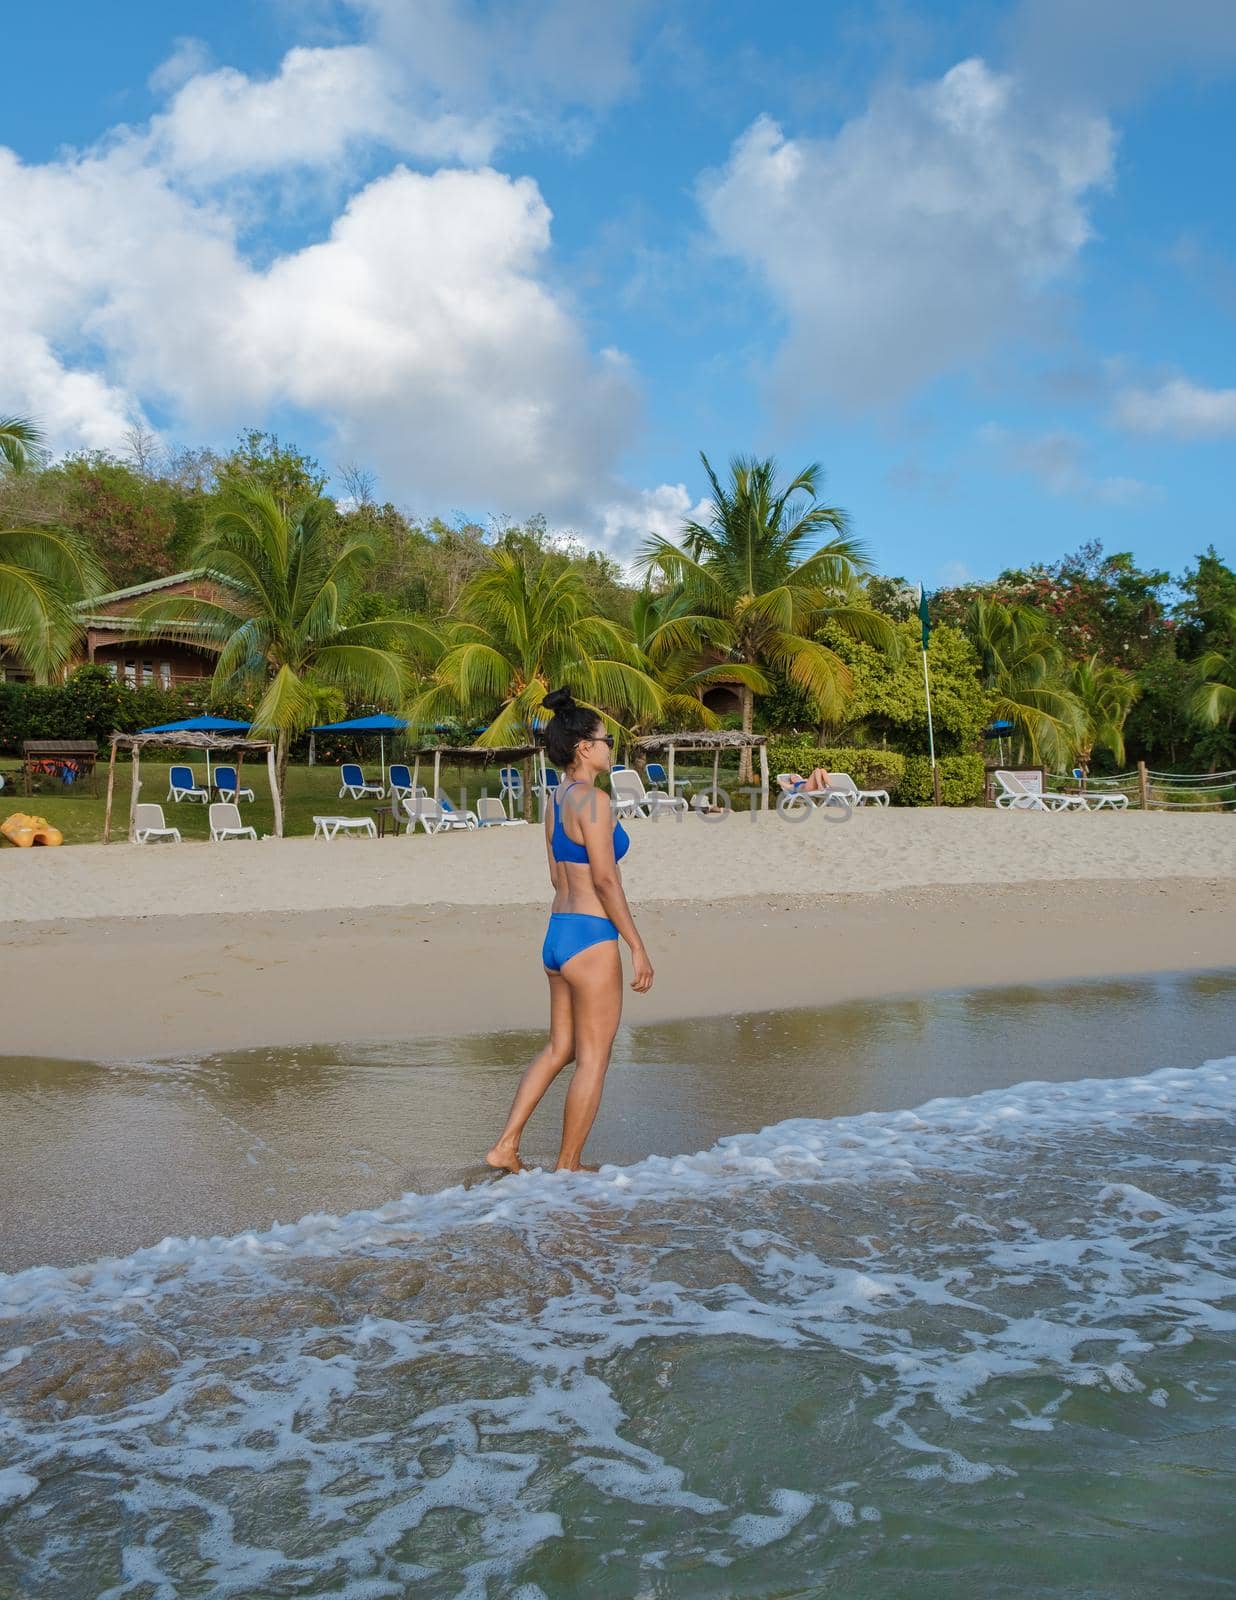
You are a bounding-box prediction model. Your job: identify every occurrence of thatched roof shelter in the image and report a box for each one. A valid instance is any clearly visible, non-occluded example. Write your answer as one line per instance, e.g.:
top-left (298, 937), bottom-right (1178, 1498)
top-left (629, 730), bottom-right (769, 807)
top-left (104, 730), bottom-right (280, 842)
top-left (630, 731), bottom-right (767, 750)
top-left (409, 744), bottom-right (542, 819)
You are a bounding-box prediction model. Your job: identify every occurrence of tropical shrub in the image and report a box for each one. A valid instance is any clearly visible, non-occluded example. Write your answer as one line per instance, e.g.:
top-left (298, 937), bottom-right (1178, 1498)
top-left (766, 739), bottom-right (906, 795)
top-left (0, 665), bottom-right (253, 752)
top-left (899, 753), bottom-right (986, 806)
top-left (818, 619), bottom-right (993, 752)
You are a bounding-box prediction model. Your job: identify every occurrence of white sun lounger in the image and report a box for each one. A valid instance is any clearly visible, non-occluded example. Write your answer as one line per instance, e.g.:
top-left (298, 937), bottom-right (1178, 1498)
top-left (209, 801), bottom-right (258, 841)
top-left (610, 769), bottom-right (689, 819)
top-left (775, 774), bottom-right (849, 811)
top-left (134, 803), bottom-right (181, 844)
top-left (402, 797), bottom-right (473, 835)
top-left (312, 815), bottom-right (378, 839)
top-left (476, 796), bottom-right (528, 826)
top-left (828, 772), bottom-right (890, 807)
top-left (994, 771), bottom-right (1087, 812)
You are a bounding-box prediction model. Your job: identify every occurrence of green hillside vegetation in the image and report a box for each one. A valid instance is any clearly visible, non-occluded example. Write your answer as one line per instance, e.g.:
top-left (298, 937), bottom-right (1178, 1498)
top-left (3, 422), bottom-right (1234, 838)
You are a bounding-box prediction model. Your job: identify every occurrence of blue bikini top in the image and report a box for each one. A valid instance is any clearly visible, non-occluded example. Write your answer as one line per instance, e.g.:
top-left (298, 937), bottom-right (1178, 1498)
top-left (552, 781), bottom-right (630, 865)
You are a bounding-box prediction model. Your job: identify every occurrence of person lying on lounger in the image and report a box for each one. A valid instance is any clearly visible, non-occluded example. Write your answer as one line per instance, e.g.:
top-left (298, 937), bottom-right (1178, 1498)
top-left (778, 768), bottom-right (833, 793)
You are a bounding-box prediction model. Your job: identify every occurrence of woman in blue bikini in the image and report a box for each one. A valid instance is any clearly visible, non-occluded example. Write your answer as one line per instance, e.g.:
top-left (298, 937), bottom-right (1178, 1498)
top-left (485, 687), bottom-right (654, 1174)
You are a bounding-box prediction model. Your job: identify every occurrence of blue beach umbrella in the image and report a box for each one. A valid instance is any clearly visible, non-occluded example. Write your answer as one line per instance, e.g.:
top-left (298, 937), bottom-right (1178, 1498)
top-left (310, 713), bottom-right (407, 783)
top-left (140, 714), bottom-right (251, 786)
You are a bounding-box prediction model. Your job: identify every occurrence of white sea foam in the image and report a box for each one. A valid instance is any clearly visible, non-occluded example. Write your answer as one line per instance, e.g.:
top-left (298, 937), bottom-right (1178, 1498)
top-left (3, 1056), bottom-right (1234, 1319)
top-left (1, 1057), bottom-right (1233, 1598)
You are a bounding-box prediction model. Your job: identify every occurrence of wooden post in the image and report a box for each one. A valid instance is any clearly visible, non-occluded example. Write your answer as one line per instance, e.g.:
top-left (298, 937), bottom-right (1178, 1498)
top-left (412, 753), bottom-right (421, 794)
top-left (433, 749), bottom-right (442, 799)
top-left (758, 741), bottom-right (769, 811)
top-left (932, 765), bottom-right (943, 807)
top-left (521, 756), bottom-right (532, 820)
top-left (712, 747), bottom-right (721, 802)
top-left (267, 744), bottom-right (284, 837)
top-left (1138, 760), bottom-right (1150, 810)
top-left (103, 737), bottom-right (119, 844)
top-left (128, 745), bottom-right (141, 842)
top-left (667, 744), bottom-right (676, 796)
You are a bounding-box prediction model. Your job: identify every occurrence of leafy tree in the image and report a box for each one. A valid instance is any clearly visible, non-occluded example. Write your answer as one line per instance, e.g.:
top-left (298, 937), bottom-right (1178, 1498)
top-left (1066, 654), bottom-right (1138, 773)
top-left (1124, 651), bottom-right (1200, 770)
top-left (639, 453), bottom-right (892, 776)
top-left (407, 545), bottom-right (661, 745)
top-left (937, 542), bottom-right (1172, 668)
top-left (61, 458), bottom-right (179, 587)
top-left (136, 479), bottom-right (423, 800)
top-left (819, 618), bottom-right (994, 753)
top-left (1175, 547), bottom-right (1236, 660)
top-left (212, 430), bottom-right (327, 511)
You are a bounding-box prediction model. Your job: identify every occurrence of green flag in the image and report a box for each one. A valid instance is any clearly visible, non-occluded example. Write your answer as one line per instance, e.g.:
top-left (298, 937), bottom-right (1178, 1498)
top-left (918, 583), bottom-right (931, 651)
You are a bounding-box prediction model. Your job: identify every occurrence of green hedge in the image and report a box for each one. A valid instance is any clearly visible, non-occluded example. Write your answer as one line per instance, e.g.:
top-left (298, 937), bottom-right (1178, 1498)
top-left (766, 739), bottom-right (984, 806)
top-left (899, 753), bottom-right (985, 806)
top-left (766, 741), bottom-right (907, 794)
top-left (0, 666), bottom-right (253, 754)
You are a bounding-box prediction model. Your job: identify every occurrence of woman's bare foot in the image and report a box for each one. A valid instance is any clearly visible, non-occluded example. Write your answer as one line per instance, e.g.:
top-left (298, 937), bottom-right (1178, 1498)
top-left (485, 1140), bottom-right (527, 1173)
top-left (554, 1161), bottom-right (600, 1173)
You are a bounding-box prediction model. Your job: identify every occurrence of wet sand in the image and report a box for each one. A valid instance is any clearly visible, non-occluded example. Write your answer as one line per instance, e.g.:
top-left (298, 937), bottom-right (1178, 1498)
top-left (1, 875), bottom-right (1233, 1061)
top-left (4, 969), bottom-right (1235, 1272)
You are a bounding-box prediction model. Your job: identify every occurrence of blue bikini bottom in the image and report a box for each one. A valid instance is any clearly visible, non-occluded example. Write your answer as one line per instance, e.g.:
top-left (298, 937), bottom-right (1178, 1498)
top-left (542, 912), bottom-right (619, 973)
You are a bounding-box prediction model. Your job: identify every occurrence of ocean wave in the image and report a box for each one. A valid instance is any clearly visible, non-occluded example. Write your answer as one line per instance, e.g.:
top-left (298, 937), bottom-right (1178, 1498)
top-left (2, 1058), bottom-right (1234, 1597)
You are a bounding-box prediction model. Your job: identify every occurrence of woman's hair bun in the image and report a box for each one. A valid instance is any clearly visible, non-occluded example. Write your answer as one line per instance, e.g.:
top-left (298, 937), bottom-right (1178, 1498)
top-left (542, 687), bottom-right (576, 713)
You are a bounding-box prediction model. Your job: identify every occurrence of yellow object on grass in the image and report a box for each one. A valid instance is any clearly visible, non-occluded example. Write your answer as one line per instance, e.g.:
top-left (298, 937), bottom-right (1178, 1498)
top-left (1, 812), bottom-right (64, 847)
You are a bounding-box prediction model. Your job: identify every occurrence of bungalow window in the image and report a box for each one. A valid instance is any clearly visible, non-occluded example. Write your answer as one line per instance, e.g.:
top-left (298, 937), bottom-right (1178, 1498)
top-left (159, 662), bottom-right (172, 689)
top-left (142, 661), bottom-right (155, 685)
top-left (124, 660), bottom-right (137, 686)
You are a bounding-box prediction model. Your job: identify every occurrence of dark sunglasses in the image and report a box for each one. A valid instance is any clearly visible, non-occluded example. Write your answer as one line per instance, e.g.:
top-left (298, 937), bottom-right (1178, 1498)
top-left (588, 734), bottom-right (616, 747)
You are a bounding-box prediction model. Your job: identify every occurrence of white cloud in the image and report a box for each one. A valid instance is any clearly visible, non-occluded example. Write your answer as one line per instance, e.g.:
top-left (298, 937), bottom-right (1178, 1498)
top-left (699, 58), bottom-right (1114, 408)
top-left (980, 425), bottom-right (1159, 507)
top-left (0, 142), bottom-right (640, 518)
top-left (593, 483), bottom-right (711, 568)
top-left (148, 36), bottom-right (213, 96)
top-left (348, 0), bottom-right (649, 131)
top-left (139, 0), bottom-right (651, 187)
top-left (1113, 378), bottom-right (1236, 440)
top-left (150, 45), bottom-right (496, 180)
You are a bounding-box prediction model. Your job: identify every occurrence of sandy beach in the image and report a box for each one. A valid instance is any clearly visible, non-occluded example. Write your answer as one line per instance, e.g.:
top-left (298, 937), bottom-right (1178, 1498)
top-left (3, 809), bottom-right (1234, 1060)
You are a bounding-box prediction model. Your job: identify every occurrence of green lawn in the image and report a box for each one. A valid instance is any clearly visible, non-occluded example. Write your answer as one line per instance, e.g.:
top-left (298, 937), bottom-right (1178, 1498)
top-left (0, 757), bottom-right (546, 844)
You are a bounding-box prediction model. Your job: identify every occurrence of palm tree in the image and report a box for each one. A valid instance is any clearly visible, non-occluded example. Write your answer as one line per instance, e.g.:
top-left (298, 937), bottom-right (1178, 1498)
top-left (628, 586), bottom-right (760, 734)
top-left (964, 596), bottom-right (1084, 767)
top-left (138, 479), bottom-right (426, 799)
top-left (638, 453), bottom-right (892, 778)
top-left (1067, 654), bottom-right (1138, 774)
top-left (0, 414), bottom-right (103, 680)
top-left (407, 545), bottom-right (662, 745)
top-left (0, 415), bottom-right (47, 476)
top-left (1190, 611), bottom-right (1236, 733)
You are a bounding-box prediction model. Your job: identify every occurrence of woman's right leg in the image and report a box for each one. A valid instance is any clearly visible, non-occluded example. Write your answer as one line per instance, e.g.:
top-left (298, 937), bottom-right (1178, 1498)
top-left (555, 939), bottom-right (623, 1171)
top-left (485, 971), bottom-right (575, 1171)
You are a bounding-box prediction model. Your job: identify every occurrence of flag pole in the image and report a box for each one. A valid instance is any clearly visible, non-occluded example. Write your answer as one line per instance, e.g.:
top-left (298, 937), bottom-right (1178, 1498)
top-left (919, 582), bottom-right (941, 806)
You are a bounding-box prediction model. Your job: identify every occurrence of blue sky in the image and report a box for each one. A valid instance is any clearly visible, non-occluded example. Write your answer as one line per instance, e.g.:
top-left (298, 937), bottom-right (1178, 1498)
top-left (3, 1), bottom-right (1235, 586)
